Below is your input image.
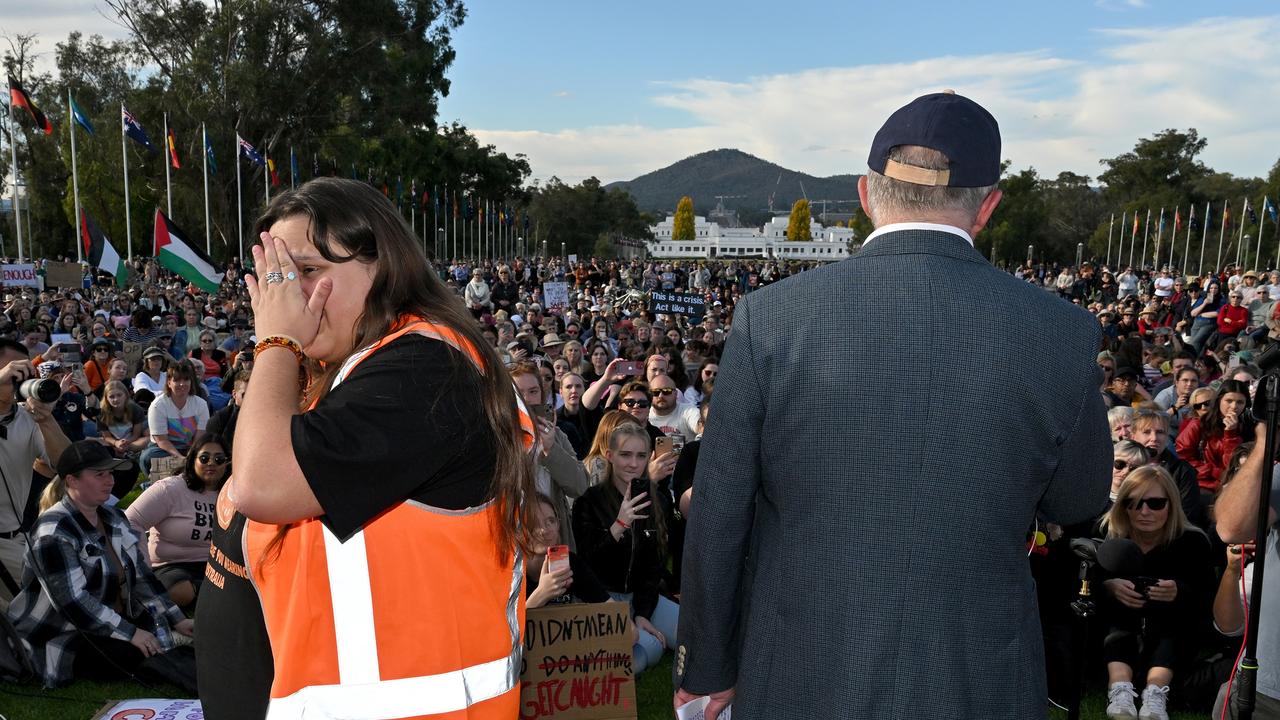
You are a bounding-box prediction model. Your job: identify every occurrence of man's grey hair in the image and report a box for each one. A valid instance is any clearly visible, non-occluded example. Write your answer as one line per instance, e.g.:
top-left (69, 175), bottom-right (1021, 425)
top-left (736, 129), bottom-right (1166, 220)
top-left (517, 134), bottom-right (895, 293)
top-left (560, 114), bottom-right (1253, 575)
top-left (865, 145), bottom-right (998, 223)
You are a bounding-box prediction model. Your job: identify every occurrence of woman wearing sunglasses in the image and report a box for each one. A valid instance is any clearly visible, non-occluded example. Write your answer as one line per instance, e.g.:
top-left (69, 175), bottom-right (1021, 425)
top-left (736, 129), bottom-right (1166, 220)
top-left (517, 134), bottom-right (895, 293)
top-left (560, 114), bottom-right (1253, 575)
top-left (125, 433), bottom-right (230, 611)
top-left (1110, 441), bottom-right (1150, 504)
top-left (1097, 465), bottom-right (1213, 720)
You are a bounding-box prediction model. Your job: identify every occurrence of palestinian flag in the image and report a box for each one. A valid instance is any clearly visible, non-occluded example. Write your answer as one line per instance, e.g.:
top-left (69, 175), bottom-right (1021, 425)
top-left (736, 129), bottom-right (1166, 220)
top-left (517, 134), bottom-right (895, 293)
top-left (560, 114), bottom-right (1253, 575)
top-left (80, 210), bottom-right (128, 286)
top-left (8, 77), bottom-right (52, 135)
top-left (154, 209), bottom-right (222, 293)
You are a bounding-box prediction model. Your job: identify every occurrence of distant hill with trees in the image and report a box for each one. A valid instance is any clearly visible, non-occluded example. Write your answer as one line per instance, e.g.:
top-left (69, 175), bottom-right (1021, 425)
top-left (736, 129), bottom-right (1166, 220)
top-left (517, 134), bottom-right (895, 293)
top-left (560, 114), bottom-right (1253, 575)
top-left (605, 148), bottom-right (860, 227)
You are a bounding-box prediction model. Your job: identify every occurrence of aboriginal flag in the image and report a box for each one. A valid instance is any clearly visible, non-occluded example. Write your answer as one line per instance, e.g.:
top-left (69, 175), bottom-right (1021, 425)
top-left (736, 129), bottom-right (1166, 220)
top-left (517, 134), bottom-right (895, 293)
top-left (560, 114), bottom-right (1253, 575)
top-left (8, 77), bottom-right (52, 135)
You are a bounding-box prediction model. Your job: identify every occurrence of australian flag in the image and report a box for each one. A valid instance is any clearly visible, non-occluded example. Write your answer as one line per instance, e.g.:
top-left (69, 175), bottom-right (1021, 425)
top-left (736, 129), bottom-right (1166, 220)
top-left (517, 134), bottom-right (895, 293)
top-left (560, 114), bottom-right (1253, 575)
top-left (237, 134), bottom-right (265, 167)
top-left (122, 106), bottom-right (157, 152)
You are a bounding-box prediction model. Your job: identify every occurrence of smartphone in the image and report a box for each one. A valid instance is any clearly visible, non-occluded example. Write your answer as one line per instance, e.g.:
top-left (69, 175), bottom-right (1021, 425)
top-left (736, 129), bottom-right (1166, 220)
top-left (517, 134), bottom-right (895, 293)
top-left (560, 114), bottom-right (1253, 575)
top-left (546, 545), bottom-right (570, 574)
top-left (617, 360), bottom-right (642, 376)
top-left (655, 436), bottom-right (675, 457)
top-left (528, 403), bottom-right (554, 424)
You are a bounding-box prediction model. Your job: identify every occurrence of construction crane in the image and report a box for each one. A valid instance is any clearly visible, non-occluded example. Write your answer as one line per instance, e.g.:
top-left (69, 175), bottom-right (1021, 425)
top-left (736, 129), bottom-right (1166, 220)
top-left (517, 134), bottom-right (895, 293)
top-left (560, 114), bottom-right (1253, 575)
top-left (767, 173), bottom-right (782, 213)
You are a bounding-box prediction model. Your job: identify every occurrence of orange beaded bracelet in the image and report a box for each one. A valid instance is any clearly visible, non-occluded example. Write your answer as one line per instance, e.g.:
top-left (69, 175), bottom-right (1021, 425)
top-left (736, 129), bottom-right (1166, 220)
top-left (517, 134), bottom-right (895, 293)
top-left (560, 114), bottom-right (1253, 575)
top-left (254, 335), bottom-right (304, 363)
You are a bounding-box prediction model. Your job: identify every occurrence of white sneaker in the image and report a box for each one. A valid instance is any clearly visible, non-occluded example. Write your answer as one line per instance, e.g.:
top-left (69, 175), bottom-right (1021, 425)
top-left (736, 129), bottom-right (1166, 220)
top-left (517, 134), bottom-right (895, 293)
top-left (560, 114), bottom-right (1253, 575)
top-left (1107, 681), bottom-right (1138, 719)
top-left (1138, 684), bottom-right (1170, 720)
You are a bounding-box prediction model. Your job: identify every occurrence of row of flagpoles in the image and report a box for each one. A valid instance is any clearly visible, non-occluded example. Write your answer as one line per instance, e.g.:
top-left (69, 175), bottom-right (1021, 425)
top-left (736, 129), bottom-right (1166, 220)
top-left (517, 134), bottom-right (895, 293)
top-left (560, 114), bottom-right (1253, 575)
top-left (1103, 199), bottom-right (1280, 276)
top-left (9, 77), bottom-right (535, 267)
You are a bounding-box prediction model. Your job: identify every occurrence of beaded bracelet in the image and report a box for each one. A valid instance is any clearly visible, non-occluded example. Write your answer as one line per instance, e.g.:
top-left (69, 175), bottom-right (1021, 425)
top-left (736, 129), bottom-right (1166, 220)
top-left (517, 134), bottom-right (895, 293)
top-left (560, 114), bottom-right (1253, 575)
top-left (254, 335), bottom-right (304, 363)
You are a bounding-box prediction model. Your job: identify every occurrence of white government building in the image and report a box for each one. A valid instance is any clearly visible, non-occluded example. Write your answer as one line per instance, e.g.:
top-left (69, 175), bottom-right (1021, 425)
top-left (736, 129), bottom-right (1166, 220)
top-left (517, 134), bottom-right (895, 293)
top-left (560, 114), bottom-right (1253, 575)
top-left (648, 215), bottom-right (858, 261)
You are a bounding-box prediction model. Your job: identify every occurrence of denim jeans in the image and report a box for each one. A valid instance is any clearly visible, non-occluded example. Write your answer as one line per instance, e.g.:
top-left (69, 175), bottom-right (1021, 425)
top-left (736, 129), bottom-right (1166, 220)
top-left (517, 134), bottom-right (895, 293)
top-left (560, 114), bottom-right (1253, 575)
top-left (1189, 319), bottom-right (1217, 355)
top-left (609, 591), bottom-right (680, 675)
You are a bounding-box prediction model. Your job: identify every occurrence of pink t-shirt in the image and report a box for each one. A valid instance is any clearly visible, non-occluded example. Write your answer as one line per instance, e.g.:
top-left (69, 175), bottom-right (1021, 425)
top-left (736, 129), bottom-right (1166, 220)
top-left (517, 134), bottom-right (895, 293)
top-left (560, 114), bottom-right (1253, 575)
top-left (124, 475), bottom-right (218, 566)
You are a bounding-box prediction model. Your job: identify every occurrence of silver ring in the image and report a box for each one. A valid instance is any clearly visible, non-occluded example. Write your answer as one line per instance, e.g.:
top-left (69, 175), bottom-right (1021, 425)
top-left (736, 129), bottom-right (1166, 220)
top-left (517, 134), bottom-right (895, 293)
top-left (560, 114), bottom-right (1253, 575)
top-left (264, 271), bottom-right (285, 285)
top-left (285, 271), bottom-right (297, 281)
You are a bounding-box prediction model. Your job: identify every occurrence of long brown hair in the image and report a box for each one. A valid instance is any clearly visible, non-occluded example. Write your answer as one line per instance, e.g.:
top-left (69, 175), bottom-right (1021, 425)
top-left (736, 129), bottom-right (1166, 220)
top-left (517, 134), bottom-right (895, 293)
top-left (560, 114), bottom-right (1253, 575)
top-left (254, 178), bottom-right (537, 559)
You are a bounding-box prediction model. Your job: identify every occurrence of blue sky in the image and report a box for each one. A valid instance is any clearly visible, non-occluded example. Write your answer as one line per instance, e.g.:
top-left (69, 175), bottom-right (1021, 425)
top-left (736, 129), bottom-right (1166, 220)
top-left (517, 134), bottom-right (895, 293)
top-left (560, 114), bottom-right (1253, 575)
top-left (14, 1), bottom-right (1280, 185)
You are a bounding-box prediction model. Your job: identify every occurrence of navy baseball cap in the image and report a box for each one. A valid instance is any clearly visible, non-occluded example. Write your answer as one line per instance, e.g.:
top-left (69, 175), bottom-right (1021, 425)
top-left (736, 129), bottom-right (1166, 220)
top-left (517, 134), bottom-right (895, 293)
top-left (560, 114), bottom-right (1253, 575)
top-left (867, 91), bottom-right (1001, 188)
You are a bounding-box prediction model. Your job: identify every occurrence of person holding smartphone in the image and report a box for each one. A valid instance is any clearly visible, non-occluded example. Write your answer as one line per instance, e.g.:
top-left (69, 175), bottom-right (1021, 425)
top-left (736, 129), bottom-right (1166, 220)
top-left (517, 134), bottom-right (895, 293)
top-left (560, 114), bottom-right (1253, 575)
top-left (526, 493), bottom-right (609, 610)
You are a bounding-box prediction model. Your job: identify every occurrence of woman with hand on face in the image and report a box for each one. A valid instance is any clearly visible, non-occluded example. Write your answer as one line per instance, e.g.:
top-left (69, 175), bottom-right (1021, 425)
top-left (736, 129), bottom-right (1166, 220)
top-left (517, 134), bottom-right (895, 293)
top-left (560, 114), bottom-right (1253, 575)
top-left (1096, 465), bottom-right (1213, 720)
top-left (196, 178), bottom-right (537, 720)
top-left (571, 421), bottom-right (679, 675)
top-left (7, 441), bottom-right (194, 689)
top-left (1175, 378), bottom-right (1253, 497)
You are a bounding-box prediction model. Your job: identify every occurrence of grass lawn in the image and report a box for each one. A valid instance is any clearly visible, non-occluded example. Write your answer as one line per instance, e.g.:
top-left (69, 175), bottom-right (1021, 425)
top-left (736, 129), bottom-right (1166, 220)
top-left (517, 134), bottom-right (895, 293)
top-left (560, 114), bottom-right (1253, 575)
top-left (0, 664), bottom-right (1209, 720)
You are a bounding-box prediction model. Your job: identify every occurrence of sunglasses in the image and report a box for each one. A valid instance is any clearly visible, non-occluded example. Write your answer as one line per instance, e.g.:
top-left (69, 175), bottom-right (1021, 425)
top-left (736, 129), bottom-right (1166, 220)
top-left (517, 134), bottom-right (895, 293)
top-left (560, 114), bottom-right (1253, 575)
top-left (1193, 401), bottom-right (1211, 410)
top-left (1123, 496), bottom-right (1169, 512)
top-left (621, 398), bottom-right (651, 409)
top-left (197, 453), bottom-right (230, 465)
top-left (1113, 459), bottom-right (1142, 471)
top-left (650, 388), bottom-right (676, 397)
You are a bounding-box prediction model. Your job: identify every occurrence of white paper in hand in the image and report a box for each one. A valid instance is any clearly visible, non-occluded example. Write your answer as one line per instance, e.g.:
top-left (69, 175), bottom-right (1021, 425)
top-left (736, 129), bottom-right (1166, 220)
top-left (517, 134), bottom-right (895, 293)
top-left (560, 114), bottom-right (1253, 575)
top-left (676, 695), bottom-right (732, 720)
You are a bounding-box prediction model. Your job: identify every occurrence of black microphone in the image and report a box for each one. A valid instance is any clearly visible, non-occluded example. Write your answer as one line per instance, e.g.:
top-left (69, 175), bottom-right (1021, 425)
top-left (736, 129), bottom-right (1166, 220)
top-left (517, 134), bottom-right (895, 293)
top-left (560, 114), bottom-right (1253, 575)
top-left (1097, 538), bottom-right (1144, 575)
top-left (1097, 538), bottom-right (1156, 596)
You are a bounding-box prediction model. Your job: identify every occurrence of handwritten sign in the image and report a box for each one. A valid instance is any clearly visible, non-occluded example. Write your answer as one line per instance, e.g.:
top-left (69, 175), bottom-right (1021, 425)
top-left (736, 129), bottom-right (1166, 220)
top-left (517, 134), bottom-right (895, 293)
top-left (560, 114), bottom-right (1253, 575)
top-left (93, 698), bottom-right (204, 720)
top-left (519, 601), bottom-right (636, 720)
top-left (44, 260), bottom-right (83, 288)
top-left (1, 263), bottom-right (39, 288)
top-left (543, 281), bottom-right (570, 309)
top-left (648, 290), bottom-right (706, 317)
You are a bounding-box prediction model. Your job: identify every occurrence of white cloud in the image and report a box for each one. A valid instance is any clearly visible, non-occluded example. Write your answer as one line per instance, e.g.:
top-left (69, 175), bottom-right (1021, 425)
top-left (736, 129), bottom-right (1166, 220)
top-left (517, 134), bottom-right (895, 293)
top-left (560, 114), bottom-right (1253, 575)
top-left (4, 2), bottom-right (130, 75)
top-left (474, 16), bottom-right (1280, 186)
top-left (552, 90), bottom-right (571, 98)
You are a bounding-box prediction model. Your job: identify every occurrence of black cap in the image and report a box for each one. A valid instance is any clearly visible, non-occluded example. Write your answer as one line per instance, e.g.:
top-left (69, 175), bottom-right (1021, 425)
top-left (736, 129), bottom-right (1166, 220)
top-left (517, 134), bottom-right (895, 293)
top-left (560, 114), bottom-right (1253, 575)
top-left (867, 91), bottom-right (1001, 188)
top-left (56, 440), bottom-right (133, 478)
top-left (1114, 365), bottom-right (1141, 381)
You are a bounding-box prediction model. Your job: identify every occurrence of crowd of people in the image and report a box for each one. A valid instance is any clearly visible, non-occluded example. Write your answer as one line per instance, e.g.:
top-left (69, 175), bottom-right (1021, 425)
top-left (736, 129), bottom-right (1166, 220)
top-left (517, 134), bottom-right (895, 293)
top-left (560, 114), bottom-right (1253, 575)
top-left (0, 225), bottom-right (1275, 719)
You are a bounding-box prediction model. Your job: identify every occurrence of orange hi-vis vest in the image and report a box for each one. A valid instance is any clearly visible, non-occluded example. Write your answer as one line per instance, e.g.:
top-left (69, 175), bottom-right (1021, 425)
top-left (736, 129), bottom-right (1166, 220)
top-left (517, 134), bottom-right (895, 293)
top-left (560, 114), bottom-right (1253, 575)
top-left (243, 318), bottom-right (535, 719)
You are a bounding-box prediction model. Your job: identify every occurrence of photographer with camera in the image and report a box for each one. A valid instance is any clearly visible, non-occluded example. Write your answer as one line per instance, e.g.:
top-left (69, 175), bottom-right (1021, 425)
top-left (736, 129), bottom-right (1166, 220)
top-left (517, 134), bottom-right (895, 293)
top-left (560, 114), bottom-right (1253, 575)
top-left (1213, 420), bottom-right (1280, 719)
top-left (0, 339), bottom-right (72, 610)
top-left (1098, 465), bottom-right (1214, 720)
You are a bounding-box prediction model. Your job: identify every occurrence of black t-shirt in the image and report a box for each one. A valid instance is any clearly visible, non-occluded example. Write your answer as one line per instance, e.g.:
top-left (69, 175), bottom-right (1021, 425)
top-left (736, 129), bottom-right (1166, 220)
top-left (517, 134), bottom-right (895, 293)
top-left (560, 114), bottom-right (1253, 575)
top-left (195, 335), bottom-right (498, 715)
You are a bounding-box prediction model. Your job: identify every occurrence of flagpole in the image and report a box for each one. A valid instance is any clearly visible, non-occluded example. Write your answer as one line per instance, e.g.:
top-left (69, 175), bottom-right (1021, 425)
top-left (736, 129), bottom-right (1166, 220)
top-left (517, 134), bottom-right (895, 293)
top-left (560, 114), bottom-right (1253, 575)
top-left (1117, 211), bottom-right (1125, 269)
top-left (68, 90), bottom-right (83, 262)
top-left (1182, 206), bottom-right (1192, 275)
top-left (1153, 207), bottom-right (1163, 269)
top-left (201, 124), bottom-right (210, 254)
top-left (1254, 201), bottom-right (1264, 271)
top-left (1128, 214), bottom-right (1136, 268)
top-left (1168, 206), bottom-right (1176, 269)
top-left (1217, 200), bottom-right (1228, 274)
top-left (451, 189), bottom-right (456, 262)
top-left (1199, 201), bottom-right (1209, 278)
top-left (289, 146), bottom-right (296, 189)
top-left (6, 104), bottom-right (23, 262)
top-left (163, 113), bottom-right (172, 217)
top-left (235, 135), bottom-right (243, 262)
top-left (1140, 209), bottom-right (1151, 270)
top-left (121, 104), bottom-right (133, 261)
top-left (1233, 196), bottom-right (1244, 269)
top-left (264, 146), bottom-right (270, 205)
top-left (433, 185), bottom-right (439, 260)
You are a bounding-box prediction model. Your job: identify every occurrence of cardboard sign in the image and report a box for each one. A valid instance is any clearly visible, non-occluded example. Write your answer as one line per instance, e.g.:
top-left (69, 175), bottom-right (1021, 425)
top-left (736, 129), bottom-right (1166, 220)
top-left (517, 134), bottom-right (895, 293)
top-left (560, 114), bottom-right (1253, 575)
top-left (93, 698), bottom-right (203, 720)
top-left (44, 260), bottom-right (84, 288)
top-left (1, 263), bottom-right (39, 288)
top-left (519, 600), bottom-right (636, 720)
top-left (648, 290), bottom-right (706, 317)
top-left (543, 281), bottom-right (571, 309)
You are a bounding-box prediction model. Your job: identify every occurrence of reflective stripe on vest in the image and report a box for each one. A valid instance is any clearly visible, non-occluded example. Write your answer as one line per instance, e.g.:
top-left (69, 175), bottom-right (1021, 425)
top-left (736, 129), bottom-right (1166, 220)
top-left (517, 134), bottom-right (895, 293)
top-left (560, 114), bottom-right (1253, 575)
top-left (246, 317), bottom-right (531, 719)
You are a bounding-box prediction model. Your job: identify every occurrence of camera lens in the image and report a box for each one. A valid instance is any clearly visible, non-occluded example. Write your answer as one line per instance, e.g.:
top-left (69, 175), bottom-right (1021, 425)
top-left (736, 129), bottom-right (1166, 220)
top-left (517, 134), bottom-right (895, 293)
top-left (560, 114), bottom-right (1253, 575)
top-left (18, 378), bottom-right (61, 403)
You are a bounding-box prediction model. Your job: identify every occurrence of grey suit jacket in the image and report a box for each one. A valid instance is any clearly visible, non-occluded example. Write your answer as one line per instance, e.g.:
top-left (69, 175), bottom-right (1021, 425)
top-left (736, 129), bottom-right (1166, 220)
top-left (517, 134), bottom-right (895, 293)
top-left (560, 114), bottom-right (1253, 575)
top-left (675, 229), bottom-right (1111, 720)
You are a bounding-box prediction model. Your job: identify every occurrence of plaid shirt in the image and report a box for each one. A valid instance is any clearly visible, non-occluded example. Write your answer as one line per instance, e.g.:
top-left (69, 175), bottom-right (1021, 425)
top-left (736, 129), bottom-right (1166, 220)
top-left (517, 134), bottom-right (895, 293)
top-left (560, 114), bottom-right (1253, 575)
top-left (6, 495), bottom-right (185, 687)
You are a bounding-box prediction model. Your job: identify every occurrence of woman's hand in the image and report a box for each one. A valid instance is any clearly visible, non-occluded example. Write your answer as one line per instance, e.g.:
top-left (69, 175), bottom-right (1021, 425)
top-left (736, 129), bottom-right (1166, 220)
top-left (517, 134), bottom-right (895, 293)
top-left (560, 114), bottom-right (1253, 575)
top-left (1224, 412), bottom-right (1239, 432)
top-left (602, 358), bottom-right (631, 384)
top-left (245, 233), bottom-right (332, 348)
top-left (130, 628), bottom-right (162, 657)
top-left (1146, 579), bottom-right (1178, 602)
top-left (528, 558), bottom-right (573, 609)
top-left (617, 487), bottom-right (650, 528)
top-left (635, 616), bottom-right (666, 648)
top-left (1104, 578), bottom-right (1148, 610)
top-left (647, 451), bottom-right (677, 482)
top-left (174, 618), bottom-right (195, 637)
top-left (537, 419), bottom-right (556, 457)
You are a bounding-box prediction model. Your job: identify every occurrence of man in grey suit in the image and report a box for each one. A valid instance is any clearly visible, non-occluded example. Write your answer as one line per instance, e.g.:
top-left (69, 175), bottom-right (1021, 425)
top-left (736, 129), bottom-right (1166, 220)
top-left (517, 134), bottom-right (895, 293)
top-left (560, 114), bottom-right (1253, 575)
top-left (673, 92), bottom-right (1111, 720)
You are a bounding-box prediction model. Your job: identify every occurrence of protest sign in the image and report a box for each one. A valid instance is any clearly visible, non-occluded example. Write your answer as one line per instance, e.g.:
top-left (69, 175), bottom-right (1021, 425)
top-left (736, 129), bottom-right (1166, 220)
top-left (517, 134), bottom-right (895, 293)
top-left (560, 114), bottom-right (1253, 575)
top-left (519, 600), bottom-right (636, 720)
top-left (648, 290), bottom-right (706, 317)
top-left (93, 698), bottom-right (203, 720)
top-left (543, 281), bottom-right (570, 309)
top-left (1, 264), bottom-right (39, 288)
top-left (44, 260), bottom-right (83, 288)
top-left (568, 254), bottom-right (578, 265)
